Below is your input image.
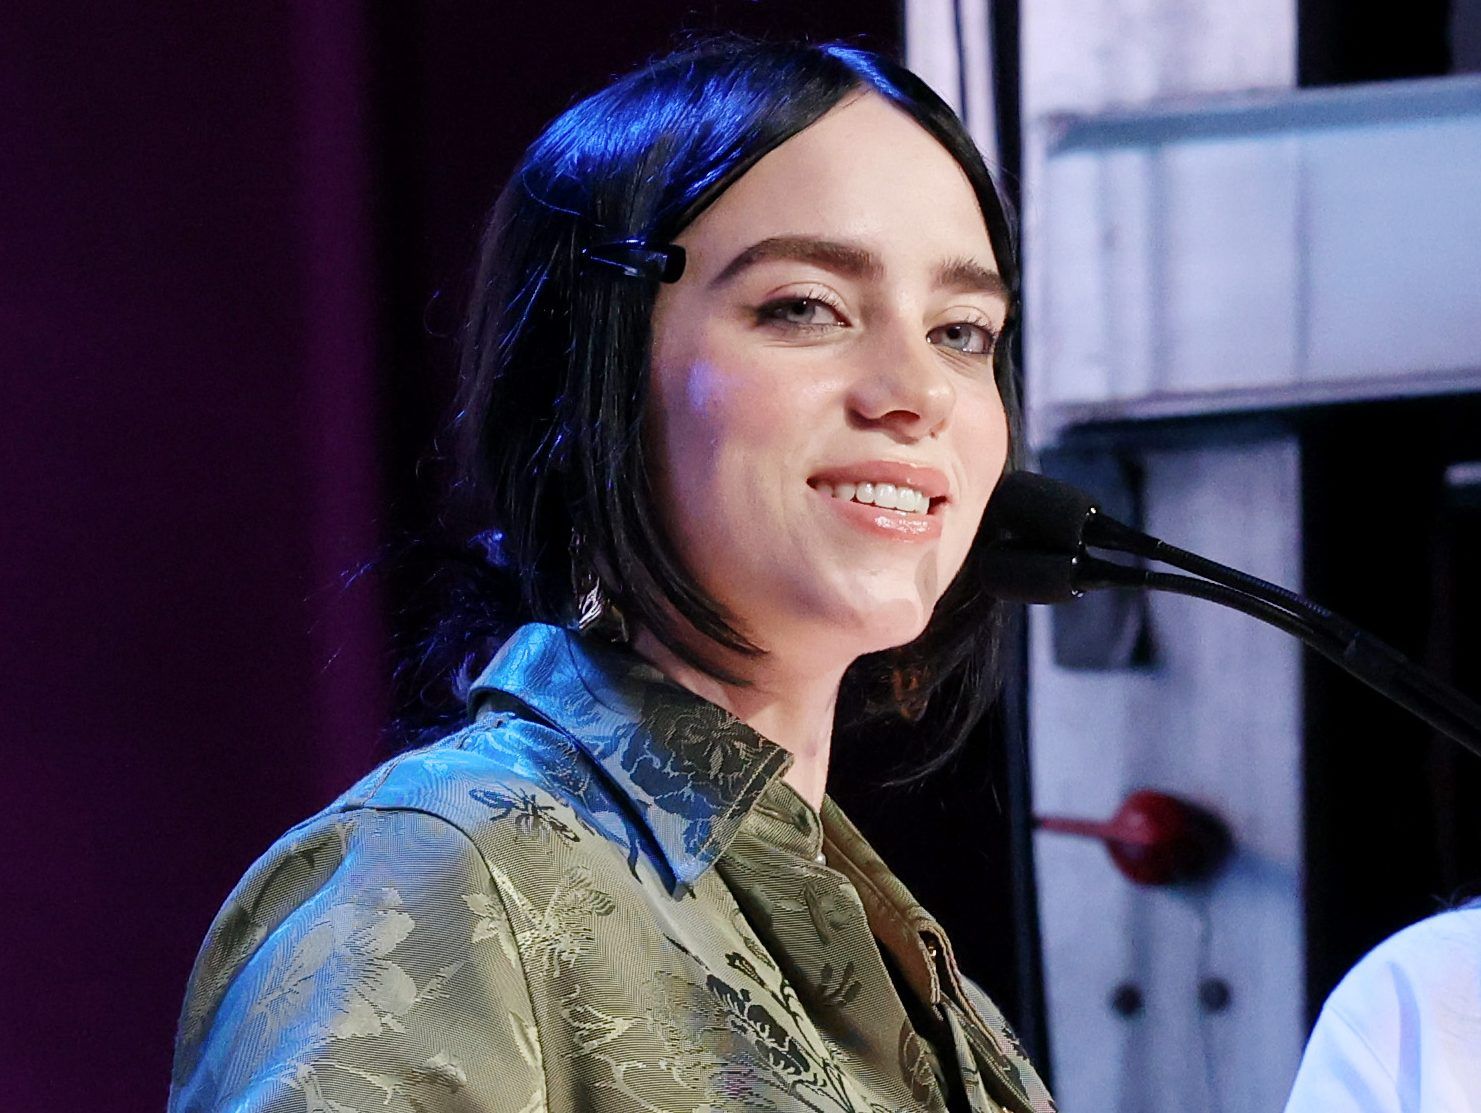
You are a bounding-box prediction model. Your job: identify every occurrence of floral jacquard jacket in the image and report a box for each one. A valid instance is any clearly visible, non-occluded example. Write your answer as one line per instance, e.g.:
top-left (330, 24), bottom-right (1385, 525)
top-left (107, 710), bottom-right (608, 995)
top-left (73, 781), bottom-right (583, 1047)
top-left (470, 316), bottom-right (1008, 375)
top-left (170, 623), bottom-right (1055, 1113)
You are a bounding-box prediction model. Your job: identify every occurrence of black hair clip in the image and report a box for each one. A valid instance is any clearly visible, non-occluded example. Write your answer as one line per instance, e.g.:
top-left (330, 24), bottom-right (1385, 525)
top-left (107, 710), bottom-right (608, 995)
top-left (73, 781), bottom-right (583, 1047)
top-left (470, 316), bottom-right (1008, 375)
top-left (580, 239), bottom-right (686, 284)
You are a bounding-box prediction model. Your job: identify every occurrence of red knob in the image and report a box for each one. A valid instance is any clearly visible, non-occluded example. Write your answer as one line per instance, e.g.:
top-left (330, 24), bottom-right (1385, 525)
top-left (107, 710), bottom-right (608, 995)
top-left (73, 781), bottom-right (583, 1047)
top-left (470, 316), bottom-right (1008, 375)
top-left (1037, 789), bottom-right (1231, 886)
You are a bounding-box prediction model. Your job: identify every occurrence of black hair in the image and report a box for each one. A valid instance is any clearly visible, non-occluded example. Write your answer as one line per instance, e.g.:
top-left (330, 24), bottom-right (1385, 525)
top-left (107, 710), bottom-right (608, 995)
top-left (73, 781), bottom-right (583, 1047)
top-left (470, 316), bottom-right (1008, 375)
top-left (400, 37), bottom-right (1022, 775)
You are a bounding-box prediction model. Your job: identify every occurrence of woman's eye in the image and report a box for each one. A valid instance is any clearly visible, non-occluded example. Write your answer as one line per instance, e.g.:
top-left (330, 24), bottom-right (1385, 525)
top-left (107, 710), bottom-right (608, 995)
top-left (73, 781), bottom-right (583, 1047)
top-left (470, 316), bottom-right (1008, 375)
top-left (759, 297), bottom-right (845, 330)
top-left (927, 321), bottom-right (997, 355)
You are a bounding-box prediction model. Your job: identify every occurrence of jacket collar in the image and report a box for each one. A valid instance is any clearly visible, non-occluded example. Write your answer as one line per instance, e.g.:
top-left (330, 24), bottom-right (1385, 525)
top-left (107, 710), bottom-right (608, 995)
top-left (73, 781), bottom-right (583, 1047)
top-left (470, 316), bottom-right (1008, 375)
top-left (468, 623), bottom-right (793, 892)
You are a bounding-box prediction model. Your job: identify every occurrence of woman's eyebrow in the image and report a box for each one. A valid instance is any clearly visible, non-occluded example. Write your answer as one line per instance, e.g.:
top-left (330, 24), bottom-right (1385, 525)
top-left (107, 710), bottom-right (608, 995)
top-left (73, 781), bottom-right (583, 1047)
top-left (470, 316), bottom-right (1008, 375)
top-left (710, 235), bottom-right (882, 287)
top-left (935, 256), bottom-right (1008, 301)
top-left (709, 235), bottom-right (1006, 301)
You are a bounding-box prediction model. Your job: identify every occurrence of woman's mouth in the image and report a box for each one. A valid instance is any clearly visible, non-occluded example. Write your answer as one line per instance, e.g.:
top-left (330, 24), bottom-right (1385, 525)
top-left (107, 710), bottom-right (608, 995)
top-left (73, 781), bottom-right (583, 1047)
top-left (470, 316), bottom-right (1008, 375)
top-left (807, 479), bottom-right (946, 540)
top-left (813, 479), bottom-right (933, 515)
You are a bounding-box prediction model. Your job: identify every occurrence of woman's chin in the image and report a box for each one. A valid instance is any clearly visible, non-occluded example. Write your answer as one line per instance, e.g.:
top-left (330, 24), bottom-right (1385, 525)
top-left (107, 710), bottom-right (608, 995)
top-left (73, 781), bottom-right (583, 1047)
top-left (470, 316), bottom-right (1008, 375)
top-left (727, 575), bottom-right (939, 662)
top-left (827, 593), bottom-right (934, 656)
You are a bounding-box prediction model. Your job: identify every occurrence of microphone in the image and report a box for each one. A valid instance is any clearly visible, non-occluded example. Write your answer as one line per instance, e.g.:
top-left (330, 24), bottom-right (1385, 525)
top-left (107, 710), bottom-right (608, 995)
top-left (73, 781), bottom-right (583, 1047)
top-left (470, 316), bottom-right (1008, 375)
top-left (981, 470), bottom-right (1099, 554)
top-left (981, 471), bottom-right (1481, 757)
top-left (981, 470), bottom-right (1153, 562)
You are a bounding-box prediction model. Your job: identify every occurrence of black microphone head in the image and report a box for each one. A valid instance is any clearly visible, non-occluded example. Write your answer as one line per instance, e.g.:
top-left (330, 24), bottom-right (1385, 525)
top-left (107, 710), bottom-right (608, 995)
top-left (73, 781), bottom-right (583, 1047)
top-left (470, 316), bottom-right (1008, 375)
top-left (979, 545), bottom-right (1084, 604)
top-left (982, 471), bottom-right (1099, 551)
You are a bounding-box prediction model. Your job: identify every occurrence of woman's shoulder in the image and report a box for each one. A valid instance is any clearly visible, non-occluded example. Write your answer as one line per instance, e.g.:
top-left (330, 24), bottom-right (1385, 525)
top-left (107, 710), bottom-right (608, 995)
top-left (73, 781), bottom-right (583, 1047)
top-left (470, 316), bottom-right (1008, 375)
top-left (171, 714), bottom-right (648, 1110)
top-left (324, 712), bottom-right (651, 877)
top-left (171, 782), bottom-right (547, 1112)
top-left (180, 713), bottom-right (630, 1012)
top-left (328, 717), bottom-right (575, 837)
top-left (195, 708), bottom-right (655, 961)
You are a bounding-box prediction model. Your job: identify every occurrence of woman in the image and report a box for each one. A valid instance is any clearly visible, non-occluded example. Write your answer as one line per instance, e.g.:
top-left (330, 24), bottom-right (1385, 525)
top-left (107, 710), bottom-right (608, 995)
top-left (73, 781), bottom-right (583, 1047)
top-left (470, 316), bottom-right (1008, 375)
top-left (170, 39), bottom-right (1052, 1113)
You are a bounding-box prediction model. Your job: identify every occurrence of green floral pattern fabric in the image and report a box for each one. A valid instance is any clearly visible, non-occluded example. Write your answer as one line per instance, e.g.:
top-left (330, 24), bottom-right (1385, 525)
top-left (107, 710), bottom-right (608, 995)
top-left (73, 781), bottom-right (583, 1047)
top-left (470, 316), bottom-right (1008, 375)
top-left (170, 624), bottom-right (1054, 1113)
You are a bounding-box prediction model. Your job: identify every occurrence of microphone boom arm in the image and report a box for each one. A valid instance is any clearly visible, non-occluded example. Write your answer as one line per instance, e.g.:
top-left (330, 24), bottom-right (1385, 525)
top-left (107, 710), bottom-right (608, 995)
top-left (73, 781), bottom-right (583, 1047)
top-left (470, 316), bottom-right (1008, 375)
top-left (980, 471), bottom-right (1481, 759)
top-left (1083, 555), bottom-right (1481, 757)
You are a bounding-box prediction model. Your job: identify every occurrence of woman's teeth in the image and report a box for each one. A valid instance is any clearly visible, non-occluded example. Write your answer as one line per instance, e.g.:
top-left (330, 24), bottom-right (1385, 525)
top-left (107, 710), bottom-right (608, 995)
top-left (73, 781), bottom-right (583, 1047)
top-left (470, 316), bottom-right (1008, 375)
top-left (814, 480), bottom-right (930, 514)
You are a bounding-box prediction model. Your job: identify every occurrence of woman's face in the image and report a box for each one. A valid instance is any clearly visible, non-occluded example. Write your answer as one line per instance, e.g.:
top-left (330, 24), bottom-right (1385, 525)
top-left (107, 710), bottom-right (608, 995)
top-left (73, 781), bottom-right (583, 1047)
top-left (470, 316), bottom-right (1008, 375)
top-left (646, 93), bottom-right (1010, 664)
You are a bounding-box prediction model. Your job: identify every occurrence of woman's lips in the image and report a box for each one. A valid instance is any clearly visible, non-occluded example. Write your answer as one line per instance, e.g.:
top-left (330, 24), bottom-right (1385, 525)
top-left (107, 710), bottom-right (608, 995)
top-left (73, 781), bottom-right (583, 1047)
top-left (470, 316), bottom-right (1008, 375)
top-left (812, 485), bottom-right (944, 540)
top-left (808, 460), bottom-right (950, 502)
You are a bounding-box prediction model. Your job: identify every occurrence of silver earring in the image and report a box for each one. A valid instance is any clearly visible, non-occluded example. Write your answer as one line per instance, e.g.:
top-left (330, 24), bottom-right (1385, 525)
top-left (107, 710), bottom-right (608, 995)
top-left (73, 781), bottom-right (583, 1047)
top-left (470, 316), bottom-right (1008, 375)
top-left (577, 579), bottom-right (608, 632)
top-left (570, 532), bottom-right (628, 642)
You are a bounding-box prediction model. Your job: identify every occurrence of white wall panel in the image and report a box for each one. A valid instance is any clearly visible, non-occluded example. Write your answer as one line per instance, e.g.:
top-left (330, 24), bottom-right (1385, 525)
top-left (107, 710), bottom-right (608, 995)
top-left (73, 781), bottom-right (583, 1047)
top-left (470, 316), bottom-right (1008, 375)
top-left (1305, 114), bottom-right (1481, 381)
top-left (1030, 439), bottom-right (1306, 1113)
top-left (1031, 78), bottom-right (1481, 445)
top-left (1160, 135), bottom-right (1303, 394)
top-left (1020, 0), bottom-right (1295, 118)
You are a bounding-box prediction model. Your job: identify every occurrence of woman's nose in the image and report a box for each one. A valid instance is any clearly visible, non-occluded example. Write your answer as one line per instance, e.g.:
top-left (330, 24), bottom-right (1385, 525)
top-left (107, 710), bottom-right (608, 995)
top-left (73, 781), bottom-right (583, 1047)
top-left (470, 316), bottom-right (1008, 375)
top-left (846, 327), bottom-right (957, 439)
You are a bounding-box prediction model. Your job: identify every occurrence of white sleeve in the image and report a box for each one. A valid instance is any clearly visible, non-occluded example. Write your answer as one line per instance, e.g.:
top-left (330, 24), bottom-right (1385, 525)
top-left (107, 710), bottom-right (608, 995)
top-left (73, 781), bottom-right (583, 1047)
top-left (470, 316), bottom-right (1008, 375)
top-left (1283, 908), bottom-right (1481, 1113)
top-left (1283, 999), bottom-right (1401, 1113)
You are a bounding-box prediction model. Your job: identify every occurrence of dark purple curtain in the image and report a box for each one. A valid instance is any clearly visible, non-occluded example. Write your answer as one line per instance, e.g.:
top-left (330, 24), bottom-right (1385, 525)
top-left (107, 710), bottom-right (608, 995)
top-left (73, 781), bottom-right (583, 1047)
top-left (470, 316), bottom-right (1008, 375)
top-left (1, 4), bottom-right (901, 1107)
top-left (2, 3), bottom-right (387, 1106)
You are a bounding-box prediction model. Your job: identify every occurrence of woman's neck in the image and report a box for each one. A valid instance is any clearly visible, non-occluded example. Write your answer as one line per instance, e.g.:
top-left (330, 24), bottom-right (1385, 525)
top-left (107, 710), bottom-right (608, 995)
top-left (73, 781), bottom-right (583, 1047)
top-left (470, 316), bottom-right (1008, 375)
top-left (630, 628), bottom-right (847, 812)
